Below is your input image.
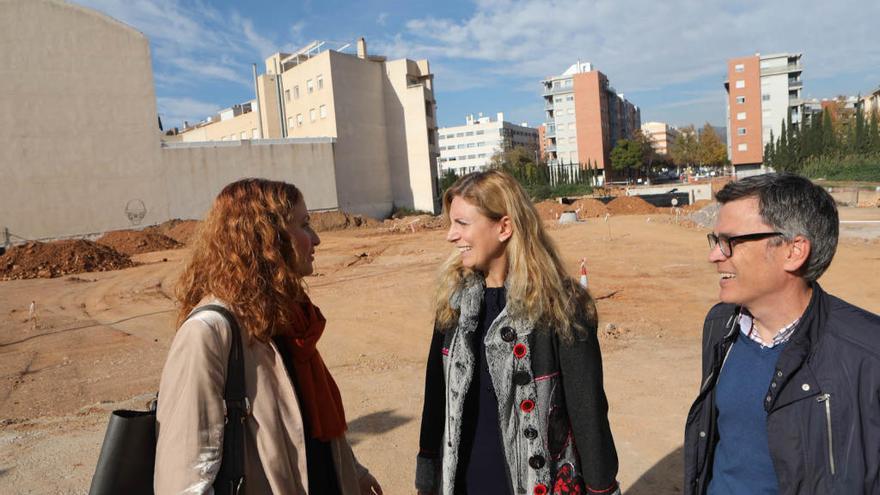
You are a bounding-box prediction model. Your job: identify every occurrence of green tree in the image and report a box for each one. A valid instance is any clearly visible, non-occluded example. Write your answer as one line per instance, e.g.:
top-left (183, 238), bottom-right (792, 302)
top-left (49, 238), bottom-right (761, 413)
top-left (439, 169), bottom-right (460, 195)
top-left (610, 138), bottom-right (644, 180)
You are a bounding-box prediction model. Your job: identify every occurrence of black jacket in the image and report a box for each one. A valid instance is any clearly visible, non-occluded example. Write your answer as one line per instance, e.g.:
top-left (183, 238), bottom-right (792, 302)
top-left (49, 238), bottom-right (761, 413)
top-left (416, 277), bottom-right (618, 494)
top-left (683, 283), bottom-right (880, 494)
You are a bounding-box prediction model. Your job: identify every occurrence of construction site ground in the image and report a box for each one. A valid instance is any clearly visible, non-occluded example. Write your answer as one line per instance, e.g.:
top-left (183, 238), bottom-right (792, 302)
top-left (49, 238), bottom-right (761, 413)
top-left (1, 207), bottom-right (879, 494)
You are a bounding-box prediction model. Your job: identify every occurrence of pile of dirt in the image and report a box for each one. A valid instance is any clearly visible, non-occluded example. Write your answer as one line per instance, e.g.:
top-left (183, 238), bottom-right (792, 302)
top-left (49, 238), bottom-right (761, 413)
top-left (0, 240), bottom-right (136, 280)
top-left (311, 210), bottom-right (381, 232)
top-left (606, 196), bottom-right (660, 215)
top-left (569, 198), bottom-right (609, 218)
top-left (96, 230), bottom-right (183, 256)
top-left (534, 200), bottom-right (570, 221)
top-left (146, 219), bottom-right (201, 245)
top-left (383, 215), bottom-right (446, 233)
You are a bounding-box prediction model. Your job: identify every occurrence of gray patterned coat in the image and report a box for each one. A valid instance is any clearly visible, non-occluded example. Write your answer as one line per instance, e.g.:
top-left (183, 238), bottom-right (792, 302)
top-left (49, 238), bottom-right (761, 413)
top-left (416, 274), bottom-right (620, 495)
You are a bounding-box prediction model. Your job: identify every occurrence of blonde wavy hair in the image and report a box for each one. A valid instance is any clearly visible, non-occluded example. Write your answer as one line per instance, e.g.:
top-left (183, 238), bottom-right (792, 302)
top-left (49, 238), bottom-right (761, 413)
top-left (433, 170), bottom-right (596, 341)
top-left (176, 178), bottom-right (308, 343)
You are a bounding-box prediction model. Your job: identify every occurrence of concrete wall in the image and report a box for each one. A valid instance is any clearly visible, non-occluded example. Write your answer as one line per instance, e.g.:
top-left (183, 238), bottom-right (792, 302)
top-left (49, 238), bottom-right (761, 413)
top-left (0, 0), bottom-right (341, 243)
top-left (626, 183), bottom-right (713, 203)
top-left (162, 140), bottom-right (339, 220)
top-left (0, 0), bottom-right (163, 240)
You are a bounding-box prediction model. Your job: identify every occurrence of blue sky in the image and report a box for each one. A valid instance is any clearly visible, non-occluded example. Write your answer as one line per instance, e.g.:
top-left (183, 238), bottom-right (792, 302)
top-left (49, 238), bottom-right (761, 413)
top-left (78, 0), bottom-right (880, 131)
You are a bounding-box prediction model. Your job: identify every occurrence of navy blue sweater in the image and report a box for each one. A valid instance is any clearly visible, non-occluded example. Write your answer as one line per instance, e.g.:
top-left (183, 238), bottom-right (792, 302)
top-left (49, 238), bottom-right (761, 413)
top-left (708, 336), bottom-right (785, 495)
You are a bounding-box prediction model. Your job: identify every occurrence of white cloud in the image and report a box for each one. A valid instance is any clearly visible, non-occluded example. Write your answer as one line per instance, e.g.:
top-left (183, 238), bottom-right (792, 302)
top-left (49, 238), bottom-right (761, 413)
top-left (76, 0), bottom-right (282, 88)
top-left (156, 97), bottom-right (222, 126)
top-left (377, 13), bottom-right (389, 26)
top-left (387, 0), bottom-right (880, 96)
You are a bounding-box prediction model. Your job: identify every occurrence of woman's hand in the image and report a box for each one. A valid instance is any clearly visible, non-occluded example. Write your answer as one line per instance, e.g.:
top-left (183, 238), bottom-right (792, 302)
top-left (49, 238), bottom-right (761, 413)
top-left (359, 472), bottom-right (383, 495)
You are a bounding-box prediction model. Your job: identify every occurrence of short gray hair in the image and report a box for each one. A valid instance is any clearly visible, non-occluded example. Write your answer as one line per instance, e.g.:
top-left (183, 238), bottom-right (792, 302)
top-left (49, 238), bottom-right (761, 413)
top-left (715, 173), bottom-right (838, 281)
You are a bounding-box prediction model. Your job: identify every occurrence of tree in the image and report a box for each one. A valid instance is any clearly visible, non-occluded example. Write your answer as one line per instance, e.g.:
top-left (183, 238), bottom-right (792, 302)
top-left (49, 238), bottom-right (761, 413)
top-left (696, 123), bottom-right (728, 168)
top-left (631, 129), bottom-right (658, 177)
top-left (670, 125), bottom-right (699, 169)
top-left (439, 169), bottom-right (460, 195)
top-left (610, 138), bottom-right (644, 179)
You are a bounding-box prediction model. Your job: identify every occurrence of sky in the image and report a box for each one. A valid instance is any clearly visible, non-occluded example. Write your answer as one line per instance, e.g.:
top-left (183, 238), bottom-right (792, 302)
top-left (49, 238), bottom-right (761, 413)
top-left (77, 0), bottom-right (880, 131)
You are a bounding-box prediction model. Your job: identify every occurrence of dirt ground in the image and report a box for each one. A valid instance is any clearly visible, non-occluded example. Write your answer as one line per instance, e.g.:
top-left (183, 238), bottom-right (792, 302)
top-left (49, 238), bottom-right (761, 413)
top-left (1, 207), bottom-right (879, 494)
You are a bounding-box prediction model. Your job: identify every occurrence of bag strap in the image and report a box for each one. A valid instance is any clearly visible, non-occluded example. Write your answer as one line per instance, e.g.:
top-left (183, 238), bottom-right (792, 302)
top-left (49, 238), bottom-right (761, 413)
top-left (186, 304), bottom-right (247, 495)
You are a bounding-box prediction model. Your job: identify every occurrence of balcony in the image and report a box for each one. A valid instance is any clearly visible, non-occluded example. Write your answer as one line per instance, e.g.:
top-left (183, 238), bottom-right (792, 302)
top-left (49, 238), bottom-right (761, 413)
top-left (541, 85), bottom-right (573, 96)
top-left (545, 125), bottom-right (556, 137)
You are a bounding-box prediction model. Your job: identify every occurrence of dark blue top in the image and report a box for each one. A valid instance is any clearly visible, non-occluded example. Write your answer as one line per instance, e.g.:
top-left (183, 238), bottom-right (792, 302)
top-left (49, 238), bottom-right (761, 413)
top-left (456, 287), bottom-right (511, 495)
top-left (708, 336), bottom-right (785, 495)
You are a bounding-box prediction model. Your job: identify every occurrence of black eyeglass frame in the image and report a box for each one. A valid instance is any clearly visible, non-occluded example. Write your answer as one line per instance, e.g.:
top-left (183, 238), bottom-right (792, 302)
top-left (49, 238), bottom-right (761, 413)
top-left (707, 231), bottom-right (784, 257)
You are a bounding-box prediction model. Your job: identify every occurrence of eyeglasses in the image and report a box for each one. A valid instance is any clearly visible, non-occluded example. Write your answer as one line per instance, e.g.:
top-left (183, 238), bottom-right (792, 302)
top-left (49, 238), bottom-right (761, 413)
top-left (707, 232), bottom-right (784, 257)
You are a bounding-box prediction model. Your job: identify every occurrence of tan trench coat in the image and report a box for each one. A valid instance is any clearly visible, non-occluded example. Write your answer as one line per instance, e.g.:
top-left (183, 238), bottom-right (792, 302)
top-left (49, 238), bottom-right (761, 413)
top-left (154, 302), bottom-right (368, 494)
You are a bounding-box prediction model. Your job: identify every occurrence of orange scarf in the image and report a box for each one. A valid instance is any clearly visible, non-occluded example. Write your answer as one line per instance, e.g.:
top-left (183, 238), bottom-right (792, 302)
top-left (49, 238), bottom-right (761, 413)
top-left (282, 300), bottom-right (347, 441)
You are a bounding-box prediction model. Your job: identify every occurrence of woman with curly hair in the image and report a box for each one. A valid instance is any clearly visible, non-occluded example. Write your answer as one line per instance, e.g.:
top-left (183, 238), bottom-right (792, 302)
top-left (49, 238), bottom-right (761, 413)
top-left (155, 178), bottom-right (382, 494)
top-left (415, 170), bottom-right (619, 495)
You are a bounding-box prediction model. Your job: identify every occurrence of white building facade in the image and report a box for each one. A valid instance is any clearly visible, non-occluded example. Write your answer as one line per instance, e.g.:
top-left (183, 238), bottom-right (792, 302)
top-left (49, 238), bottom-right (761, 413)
top-left (438, 112), bottom-right (538, 174)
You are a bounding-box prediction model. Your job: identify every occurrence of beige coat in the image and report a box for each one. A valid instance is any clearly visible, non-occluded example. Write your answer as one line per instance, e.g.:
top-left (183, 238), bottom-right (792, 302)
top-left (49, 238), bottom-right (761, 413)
top-left (154, 301), bottom-right (368, 494)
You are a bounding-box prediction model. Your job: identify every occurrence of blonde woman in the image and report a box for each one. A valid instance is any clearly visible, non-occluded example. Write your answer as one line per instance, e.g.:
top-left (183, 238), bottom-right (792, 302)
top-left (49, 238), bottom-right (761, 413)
top-left (415, 170), bottom-right (619, 495)
top-left (155, 179), bottom-right (382, 494)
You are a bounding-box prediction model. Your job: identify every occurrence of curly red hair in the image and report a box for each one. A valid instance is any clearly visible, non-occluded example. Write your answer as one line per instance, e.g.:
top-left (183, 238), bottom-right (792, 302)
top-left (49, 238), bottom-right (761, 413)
top-left (176, 178), bottom-right (308, 342)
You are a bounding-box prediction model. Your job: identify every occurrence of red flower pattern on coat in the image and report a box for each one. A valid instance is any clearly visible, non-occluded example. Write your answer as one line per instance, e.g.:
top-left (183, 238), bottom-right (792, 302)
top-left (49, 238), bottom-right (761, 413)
top-left (553, 463), bottom-right (585, 494)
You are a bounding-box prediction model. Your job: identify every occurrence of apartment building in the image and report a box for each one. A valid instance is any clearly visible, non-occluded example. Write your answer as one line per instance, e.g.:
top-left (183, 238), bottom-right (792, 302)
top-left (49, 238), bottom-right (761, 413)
top-left (437, 112), bottom-right (538, 174)
top-left (541, 62), bottom-right (640, 184)
top-left (861, 86), bottom-right (880, 116)
top-left (640, 121), bottom-right (679, 156)
top-left (725, 52), bottom-right (804, 176)
top-left (173, 38), bottom-right (440, 215)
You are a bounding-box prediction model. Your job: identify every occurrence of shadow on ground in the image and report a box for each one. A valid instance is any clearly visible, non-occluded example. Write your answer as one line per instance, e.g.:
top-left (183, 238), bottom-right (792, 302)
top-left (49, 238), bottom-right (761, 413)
top-left (346, 409), bottom-right (412, 446)
top-left (625, 446), bottom-right (684, 495)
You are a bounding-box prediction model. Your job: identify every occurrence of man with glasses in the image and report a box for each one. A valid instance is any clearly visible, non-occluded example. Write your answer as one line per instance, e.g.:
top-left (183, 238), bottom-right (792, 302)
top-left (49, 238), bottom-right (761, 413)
top-left (683, 173), bottom-right (880, 495)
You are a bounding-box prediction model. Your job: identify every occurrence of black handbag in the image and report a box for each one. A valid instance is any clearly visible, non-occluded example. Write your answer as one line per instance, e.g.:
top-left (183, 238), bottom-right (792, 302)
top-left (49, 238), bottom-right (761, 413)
top-left (89, 305), bottom-right (249, 495)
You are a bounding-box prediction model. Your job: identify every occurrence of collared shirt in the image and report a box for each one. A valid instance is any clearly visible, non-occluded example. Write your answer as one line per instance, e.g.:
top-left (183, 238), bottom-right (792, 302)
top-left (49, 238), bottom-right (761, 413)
top-left (738, 313), bottom-right (800, 349)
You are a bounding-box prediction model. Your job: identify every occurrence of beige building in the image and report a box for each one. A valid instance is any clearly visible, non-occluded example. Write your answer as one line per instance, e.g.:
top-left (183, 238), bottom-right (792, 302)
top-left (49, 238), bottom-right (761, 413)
top-left (175, 39), bottom-right (441, 215)
top-left (640, 122), bottom-right (679, 156)
top-left (0, 0), bottom-right (435, 245)
top-left (862, 86), bottom-right (880, 117)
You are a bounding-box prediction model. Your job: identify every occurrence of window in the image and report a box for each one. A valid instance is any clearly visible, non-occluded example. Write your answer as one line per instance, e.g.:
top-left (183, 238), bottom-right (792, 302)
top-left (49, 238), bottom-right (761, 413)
top-left (737, 127), bottom-right (747, 136)
top-left (240, 131), bottom-right (247, 139)
top-left (735, 80), bottom-right (745, 89)
top-left (294, 86), bottom-right (300, 99)
top-left (736, 96), bottom-right (746, 104)
top-left (296, 113), bottom-right (303, 126)
top-left (737, 112), bottom-right (747, 120)
top-left (307, 79), bottom-right (314, 94)
top-left (467, 143), bottom-right (475, 148)
top-left (456, 132), bottom-right (465, 137)
top-left (252, 128), bottom-right (260, 139)
top-left (309, 108), bottom-right (316, 121)
top-left (737, 143), bottom-right (748, 151)
top-left (762, 94), bottom-right (771, 101)
top-left (317, 75), bottom-right (324, 90)
top-left (465, 131), bottom-right (474, 136)
top-left (566, 96), bottom-right (574, 101)
top-left (287, 116), bottom-right (294, 128)
top-left (476, 130), bottom-right (484, 135)
top-left (319, 105), bottom-right (327, 119)
top-left (734, 63), bottom-right (745, 72)
top-left (285, 89), bottom-right (291, 102)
